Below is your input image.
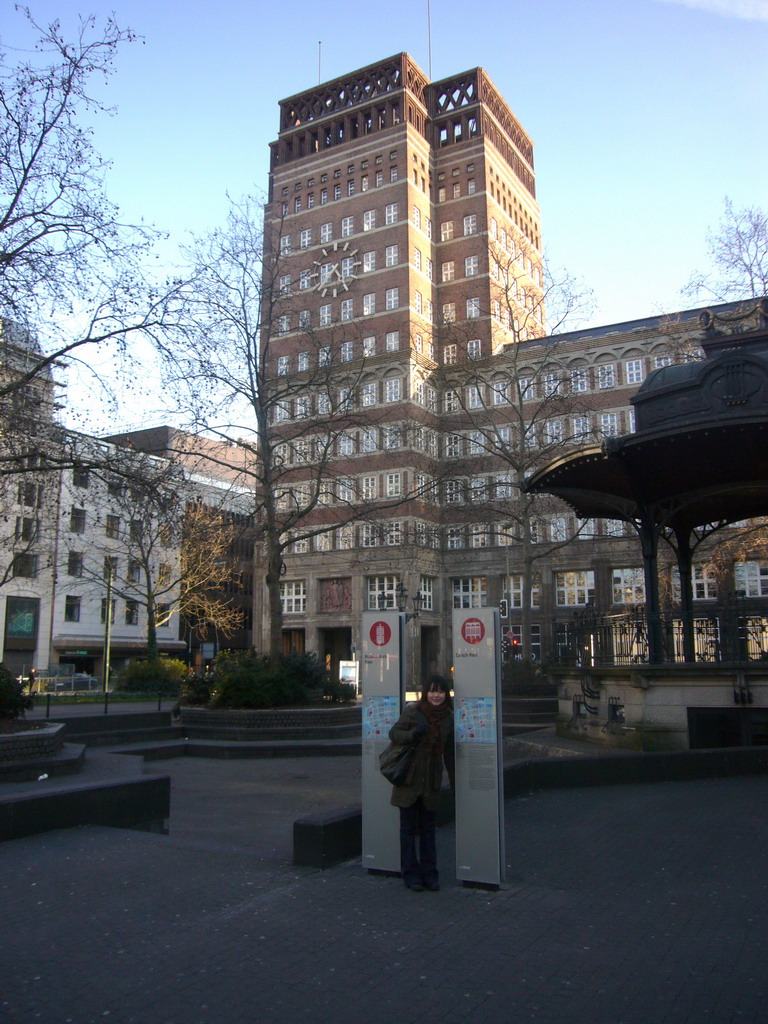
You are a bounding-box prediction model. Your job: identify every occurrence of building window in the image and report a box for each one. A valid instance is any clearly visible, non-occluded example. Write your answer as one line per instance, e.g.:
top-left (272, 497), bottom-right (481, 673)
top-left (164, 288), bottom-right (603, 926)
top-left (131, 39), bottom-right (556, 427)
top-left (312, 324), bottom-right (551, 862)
top-left (347, 180), bottom-right (355, 196)
top-left (570, 369), bottom-right (588, 393)
top-left (361, 427), bottom-right (378, 452)
top-left (467, 338), bottom-right (482, 360)
top-left (385, 244), bottom-right (398, 266)
top-left (277, 355), bottom-right (290, 375)
top-left (363, 336), bottom-right (376, 356)
top-left (386, 472), bottom-right (401, 497)
top-left (125, 600), bottom-right (139, 625)
top-left (340, 298), bottom-right (353, 321)
top-left (363, 251), bottom-right (376, 273)
top-left (734, 561), bottom-right (768, 597)
top-left (466, 385), bottom-right (483, 409)
top-left (465, 255), bottom-right (479, 276)
top-left (446, 527), bottom-right (464, 549)
top-left (612, 568), bottom-right (646, 605)
top-left (334, 184), bottom-right (342, 200)
top-left (412, 206), bottom-right (421, 229)
top-left (597, 364), bottom-right (615, 389)
top-left (444, 479), bottom-right (462, 503)
top-left (463, 214), bottom-right (477, 235)
top-left (280, 580), bottom-right (307, 614)
top-left (555, 571), bottom-right (596, 607)
top-left (361, 475), bottom-right (377, 500)
top-left (452, 577), bottom-right (487, 608)
top-left (298, 352), bottom-right (310, 371)
top-left (341, 216), bottom-right (354, 237)
top-left (72, 466), bottom-right (89, 488)
top-left (100, 598), bottom-right (116, 624)
top-left (385, 521), bottom-right (403, 545)
top-left (385, 203), bottom-right (398, 224)
top-left (441, 221), bottom-right (454, 241)
top-left (299, 228), bottom-right (312, 249)
top-left (367, 575), bottom-right (399, 609)
top-left (279, 235), bottom-right (291, 255)
top-left (127, 559), bottom-right (141, 583)
top-left (385, 331), bottom-right (399, 351)
top-left (443, 389), bottom-right (459, 411)
top-left (361, 382), bottom-right (377, 407)
top-left (67, 550), bottom-right (83, 577)
top-left (320, 222), bottom-right (332, 243)
top-left (385, 288), bottom-right (399, 310)
top-left (299, 269), bottom-right (311, 290)
top-left (338, 432), bottom-right (355, 457)
top-left (383, 426), bottom-right (401, 449)
top-left (103, 516), bottom-right (120, 540)
top-left (361, 523), bottom-right (379, 548)
top-left (69, 507), bottom-right (86, 534)
top-left (466, 297), bottom-right (480, 319)
top-left (363, 210), bottom-right (376, 231)
top-left (384, 378), bottom-right (402, 403)
top-left (600, 413), bottom-right (618, 437)
top-left (625, 358), bottom-right (644, 384)
top-left (340, 341), bottom-right (354, 362)
top-left (445, 434), bottom-right (462, 458)
top-left (12, 553), bottom-right (38, 578)
top-left (544, 419), bottom-right (563, 445)
top-left (443, 343), bottom-right (457, 365)
top-left (414, 290), bottom-right (422, 314)
top-left (318, 304), bottom-right (332, 327)
top-left (64, 596), bottom-right (81, 623)
top-left (693, 564), bottom-right (718, 600)
top-left (573, 415), bottom-right (591, 438)
top-left (363, 293), bottom-right (376, 316)
top-left (18, 481), bottom-right (43, 507)
top-left (507, 575), bottom-right (541, 608)
top-left (442, 261), bottom-right (455, 282)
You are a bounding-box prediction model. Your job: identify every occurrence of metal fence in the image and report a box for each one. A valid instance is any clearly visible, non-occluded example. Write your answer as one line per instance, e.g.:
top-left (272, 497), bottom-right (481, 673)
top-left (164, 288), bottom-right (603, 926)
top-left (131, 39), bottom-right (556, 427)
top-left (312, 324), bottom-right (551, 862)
top-left (551, 604), bottom-right (768, 667)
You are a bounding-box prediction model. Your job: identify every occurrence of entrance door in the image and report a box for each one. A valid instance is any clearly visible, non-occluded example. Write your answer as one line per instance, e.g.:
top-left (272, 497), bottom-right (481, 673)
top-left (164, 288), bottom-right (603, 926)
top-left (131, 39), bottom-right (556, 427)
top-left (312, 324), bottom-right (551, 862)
top-left (319, 627), bottom-right (352, 681)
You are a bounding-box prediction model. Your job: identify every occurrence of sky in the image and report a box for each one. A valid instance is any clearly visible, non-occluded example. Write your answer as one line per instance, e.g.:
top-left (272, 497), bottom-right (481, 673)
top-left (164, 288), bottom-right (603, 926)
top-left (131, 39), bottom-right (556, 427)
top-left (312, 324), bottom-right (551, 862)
top-left (4, 0), bottom-right (768, 429)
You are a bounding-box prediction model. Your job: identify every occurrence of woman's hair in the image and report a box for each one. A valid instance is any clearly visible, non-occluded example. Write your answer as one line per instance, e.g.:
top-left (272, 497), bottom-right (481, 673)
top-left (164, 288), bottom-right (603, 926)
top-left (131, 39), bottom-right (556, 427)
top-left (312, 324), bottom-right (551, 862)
top-left (420, 674), bottom-right (452, 704)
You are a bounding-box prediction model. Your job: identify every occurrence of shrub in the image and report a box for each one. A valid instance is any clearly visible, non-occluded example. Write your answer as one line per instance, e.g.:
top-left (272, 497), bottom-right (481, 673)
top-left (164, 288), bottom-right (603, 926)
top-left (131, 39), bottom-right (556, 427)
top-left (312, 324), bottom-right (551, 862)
top-left (323, 678), bottom-right (357, 703)
top-left (180, 672), bottom-right (213, 706)
top-left (209, 650), bottom-right (328, 709)
top-left (0, 663), bottom-right (33, 719)
top-left (117, 657), bottom-right (187, 695)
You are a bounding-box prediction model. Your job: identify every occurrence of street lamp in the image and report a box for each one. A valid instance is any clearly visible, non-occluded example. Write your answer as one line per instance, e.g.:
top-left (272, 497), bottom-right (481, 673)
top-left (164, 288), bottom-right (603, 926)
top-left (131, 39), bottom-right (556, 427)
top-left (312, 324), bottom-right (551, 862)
top-left (395, 582), bottom-right (424, 622)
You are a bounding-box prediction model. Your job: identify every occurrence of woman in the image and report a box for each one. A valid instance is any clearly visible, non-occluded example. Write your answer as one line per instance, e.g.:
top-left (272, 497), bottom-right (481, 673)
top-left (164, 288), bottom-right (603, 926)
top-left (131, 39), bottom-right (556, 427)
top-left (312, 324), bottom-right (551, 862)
top-left (388, 675), bottom-right (455, 892)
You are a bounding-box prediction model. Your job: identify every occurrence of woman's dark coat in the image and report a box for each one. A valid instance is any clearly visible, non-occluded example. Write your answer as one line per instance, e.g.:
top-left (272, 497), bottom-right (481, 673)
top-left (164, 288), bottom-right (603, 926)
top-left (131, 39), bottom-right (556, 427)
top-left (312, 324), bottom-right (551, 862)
top-left (388, 701), bottom-right (455, 811)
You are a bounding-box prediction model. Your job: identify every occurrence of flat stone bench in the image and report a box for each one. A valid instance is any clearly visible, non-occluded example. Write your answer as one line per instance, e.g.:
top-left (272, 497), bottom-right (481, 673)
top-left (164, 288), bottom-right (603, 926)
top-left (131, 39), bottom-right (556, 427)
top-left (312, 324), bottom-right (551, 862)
top-left (293, 745), bottom-right (768, 869)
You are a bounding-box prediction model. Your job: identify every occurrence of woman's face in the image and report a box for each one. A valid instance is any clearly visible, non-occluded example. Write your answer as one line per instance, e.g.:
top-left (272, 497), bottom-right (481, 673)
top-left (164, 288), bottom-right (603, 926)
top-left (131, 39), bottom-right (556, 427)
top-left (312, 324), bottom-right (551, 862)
top-left (427, 686), bottom-right (447, 706)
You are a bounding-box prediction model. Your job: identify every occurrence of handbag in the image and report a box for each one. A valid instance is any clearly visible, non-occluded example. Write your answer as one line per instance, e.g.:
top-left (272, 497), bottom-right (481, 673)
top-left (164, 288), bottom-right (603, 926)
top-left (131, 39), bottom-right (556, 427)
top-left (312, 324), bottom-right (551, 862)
top-left (379, 742), bottom-right (414, 786)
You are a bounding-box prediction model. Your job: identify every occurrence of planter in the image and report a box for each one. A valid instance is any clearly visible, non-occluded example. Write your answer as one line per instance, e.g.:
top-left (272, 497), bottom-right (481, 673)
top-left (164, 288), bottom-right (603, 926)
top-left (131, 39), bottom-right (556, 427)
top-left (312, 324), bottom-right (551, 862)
top-left (0, 722), bottom-right (66, 764)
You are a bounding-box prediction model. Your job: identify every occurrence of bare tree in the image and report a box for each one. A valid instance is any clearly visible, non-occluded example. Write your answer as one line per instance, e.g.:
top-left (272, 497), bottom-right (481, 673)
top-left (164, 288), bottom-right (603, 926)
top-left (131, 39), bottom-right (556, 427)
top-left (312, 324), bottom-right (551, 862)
top-left (437, 241), bottom-right (594, 657)
top-left (169, 196), bottom-right (423, 660)
top-left (0, 9), bottom-right (183, 447)
top-left (685, 198), bottom-right (768, 302)
top-left (62, 450), bottom-right (245, 660)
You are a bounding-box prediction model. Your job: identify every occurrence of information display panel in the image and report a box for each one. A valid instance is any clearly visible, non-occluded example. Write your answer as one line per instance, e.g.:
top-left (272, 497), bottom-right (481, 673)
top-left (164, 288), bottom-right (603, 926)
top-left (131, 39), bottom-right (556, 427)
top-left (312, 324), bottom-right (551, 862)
top-left (452, 607), bottom-right (505, 887)
top-left (360, 611), bottom-right (404, 873)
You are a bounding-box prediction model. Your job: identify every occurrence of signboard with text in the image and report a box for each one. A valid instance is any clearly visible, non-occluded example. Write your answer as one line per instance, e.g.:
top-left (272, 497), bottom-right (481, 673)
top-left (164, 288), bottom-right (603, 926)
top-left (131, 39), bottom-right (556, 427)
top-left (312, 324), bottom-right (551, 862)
top-left (452, 607), bottom-right (505, 888)
top-left (361, 610), bottom-right (405, 873)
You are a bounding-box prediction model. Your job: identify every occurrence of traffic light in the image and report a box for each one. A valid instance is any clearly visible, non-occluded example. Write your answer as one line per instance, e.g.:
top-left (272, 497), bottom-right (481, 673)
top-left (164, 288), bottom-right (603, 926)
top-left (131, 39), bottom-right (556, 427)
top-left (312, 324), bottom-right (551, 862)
top-left (499, 599), bottom-right (509, 619)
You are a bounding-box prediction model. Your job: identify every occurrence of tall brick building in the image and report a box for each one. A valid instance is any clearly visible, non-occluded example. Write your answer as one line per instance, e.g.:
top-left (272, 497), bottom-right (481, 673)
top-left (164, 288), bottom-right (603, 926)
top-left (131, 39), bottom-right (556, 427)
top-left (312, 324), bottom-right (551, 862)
top-left (256, 54), bottom-right (767, 684)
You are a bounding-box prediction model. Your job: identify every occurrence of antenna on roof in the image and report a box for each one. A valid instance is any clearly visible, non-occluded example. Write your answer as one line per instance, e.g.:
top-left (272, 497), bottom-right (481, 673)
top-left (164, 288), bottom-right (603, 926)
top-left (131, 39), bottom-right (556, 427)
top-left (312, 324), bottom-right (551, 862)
top-left (318, 41), bottom-right (322, 84)
top-left (427, 0), bottom-right (432, 79)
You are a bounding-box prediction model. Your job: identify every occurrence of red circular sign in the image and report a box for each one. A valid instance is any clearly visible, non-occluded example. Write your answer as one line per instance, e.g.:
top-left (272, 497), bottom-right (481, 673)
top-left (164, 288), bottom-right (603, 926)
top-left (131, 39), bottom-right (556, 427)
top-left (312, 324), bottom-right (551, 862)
top-left (461, 618), bottom-right (485, 644)
top-left (369, 621), bottom-right (392, 646)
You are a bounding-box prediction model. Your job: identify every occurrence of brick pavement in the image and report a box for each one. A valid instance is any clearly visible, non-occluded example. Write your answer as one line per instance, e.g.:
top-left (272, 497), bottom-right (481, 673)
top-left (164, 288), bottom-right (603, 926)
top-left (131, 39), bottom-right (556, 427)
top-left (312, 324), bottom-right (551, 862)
top-left (2, 756), bottom-right (767, 1024)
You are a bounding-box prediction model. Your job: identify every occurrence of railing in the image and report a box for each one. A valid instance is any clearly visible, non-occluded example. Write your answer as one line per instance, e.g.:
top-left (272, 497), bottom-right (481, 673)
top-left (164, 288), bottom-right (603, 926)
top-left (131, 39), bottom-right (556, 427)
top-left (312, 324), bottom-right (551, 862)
top-left (551, 605), bottom-right (768, 667)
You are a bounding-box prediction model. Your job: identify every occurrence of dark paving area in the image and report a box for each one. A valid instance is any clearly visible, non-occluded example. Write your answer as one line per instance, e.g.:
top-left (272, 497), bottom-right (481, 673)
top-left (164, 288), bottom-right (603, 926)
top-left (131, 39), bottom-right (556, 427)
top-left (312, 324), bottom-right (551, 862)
top-left (2, 751), bottom-right (767, 1024)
